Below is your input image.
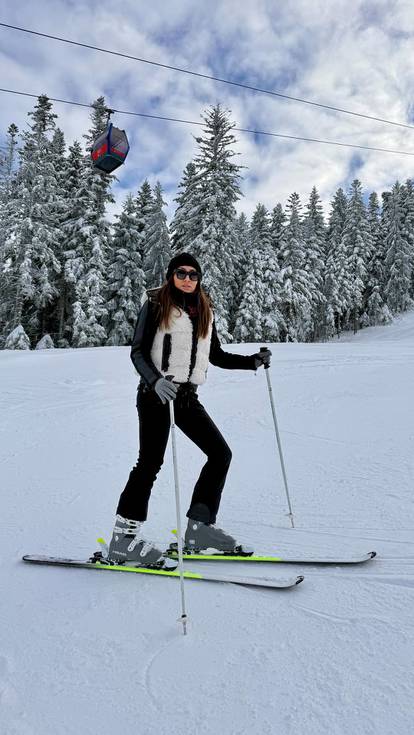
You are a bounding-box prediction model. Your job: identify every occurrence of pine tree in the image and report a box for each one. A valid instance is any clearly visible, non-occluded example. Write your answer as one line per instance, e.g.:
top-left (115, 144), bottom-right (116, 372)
top-left (269, 203), bottom-right (287, 269)
top-left (0, 123), bottom-right (19, 347)
top-left (193, 195), bottom-right (232, 338)
top-left (325, 187), bottom-right (351, 337)
top-left (4, 324), bottom-right (31, 350)
top-left (46, 127), bottom-right (70, 344)
top-left (233, 244), bottom-right (267, 341)
top-left (170, 162), bottom-right (199, 254)
top-left (229, 211), bottom-right (250, 333)
top-left (190, 104), bottom-right (244, 341)
top-left (0, 123), bottom-right (19, 186)
top-left (341, 179), bottom-right (372, 333)
top-left (279, 192), bottom-right (313, 341)
top-left (26, 97), bottom-right (62, 340)
top-left (136, 179), bottom-right (154, 266)
top-left (106, 193), bottom-right (145, 345)
top-left (302, 186), bottom-right (326, 340)
top-left (364, 191), bottom-right (390, 326)
top-left (143, 182), bottom-right (172, 288)
top-left (401, 179), bottom-right (414, 300)
top-left (62, 140), bottom-right (90, 345)
top-left (72, 97), bottom-right (114, 347)
top-left (384, 181), bottom-right (413, 313)
top-left (3, 96), bottom-right (61, 344)
top-left (234, 203), bottom-right (283, 342)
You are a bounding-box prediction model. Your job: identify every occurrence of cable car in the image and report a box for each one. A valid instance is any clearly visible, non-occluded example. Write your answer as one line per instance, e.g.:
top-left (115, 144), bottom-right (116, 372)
top-left (91, 122), bottom-right (130, 173)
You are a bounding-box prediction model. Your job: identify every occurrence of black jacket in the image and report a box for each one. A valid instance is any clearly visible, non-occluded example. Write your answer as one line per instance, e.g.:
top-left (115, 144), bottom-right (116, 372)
top-left (130, 289), bottom-right (257, 387)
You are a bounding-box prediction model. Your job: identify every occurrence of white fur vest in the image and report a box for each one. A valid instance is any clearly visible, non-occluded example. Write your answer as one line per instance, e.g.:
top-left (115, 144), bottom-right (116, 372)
top-left (150, 305), bottom-right (213, 385)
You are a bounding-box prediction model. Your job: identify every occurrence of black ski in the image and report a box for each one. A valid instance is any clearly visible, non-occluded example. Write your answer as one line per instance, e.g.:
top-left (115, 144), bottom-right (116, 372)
top-left (22, 555), bottom-right (304, 589)
top-left (167, 545), bottom-right (377, 565)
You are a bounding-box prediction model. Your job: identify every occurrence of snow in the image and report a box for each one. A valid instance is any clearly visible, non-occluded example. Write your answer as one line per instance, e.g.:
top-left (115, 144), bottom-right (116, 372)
top-left (2, 313), bottom-right (414, 735)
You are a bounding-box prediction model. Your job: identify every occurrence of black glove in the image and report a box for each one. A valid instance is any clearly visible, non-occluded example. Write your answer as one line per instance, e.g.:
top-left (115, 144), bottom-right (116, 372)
top-left (252, 348), bottom-right (272, 369)
top-left (154, 377), bottom-right (178, 404)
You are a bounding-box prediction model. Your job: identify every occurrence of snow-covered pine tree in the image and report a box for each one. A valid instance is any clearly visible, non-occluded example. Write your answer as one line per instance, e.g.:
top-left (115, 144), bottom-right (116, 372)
top-left (364, 191), bottom-right (391, 326)
top-left (400, 179), bottom-right (414, 301)
top-left (279, 192), bottom-right (313, 341)
top-left (4, 324), bottom-right (31, 350)
top-left (234, 203), bottom-right (283, 342)
top-left (192, 195), bottom-right (232, 338)
top-left (26, 97), bottom-right (63, 341)
top-left (234, 212), bottom-right (250, 260)
top-left (270, 203), bottom-right (287, 269)
top-left (0, 123), bottom-right (19, 187)
top-left (384, 181), bottom-right (413, 314)
top-left (0, 123), bottom-right (19, 347)
top-left (367, 191), bottom-right (381, 242)
top-left (72, 97), bottom-right (114, 347)
top-left (61, 140), bottom-right (90, 346)
top-left (341, 179), bottom-right (372, 333)
top-left (45, 127), bottom-right (71, 344)
top-left (105, 193), bottom-right (145, 345)
top-left (143, 182), bottom-right (172, 289)
top-left (190, 104), bottom-right (243, 341)
top-left (302, 186), bottom-right (326, 340)
top-left (233, 243), bottom-right (267, 342)
top-left (325, 187), bottom-right (352, 337)
top-left (135, 179), bottom-right (154, 266)
top-left (229, 211), bottom-right (250, 333)
top-left (3, 96), bottom-right (61, 345)
top-left (170, 162), bottom-right (200, 254)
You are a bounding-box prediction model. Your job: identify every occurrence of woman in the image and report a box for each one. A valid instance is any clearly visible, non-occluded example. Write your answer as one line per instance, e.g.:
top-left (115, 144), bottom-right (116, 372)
top-left (108, 252), bottom-right (272, 568)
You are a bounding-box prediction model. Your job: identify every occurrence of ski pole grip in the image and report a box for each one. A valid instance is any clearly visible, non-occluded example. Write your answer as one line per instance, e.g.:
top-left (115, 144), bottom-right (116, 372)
top-left (259, 346), bottom-right (270, 370)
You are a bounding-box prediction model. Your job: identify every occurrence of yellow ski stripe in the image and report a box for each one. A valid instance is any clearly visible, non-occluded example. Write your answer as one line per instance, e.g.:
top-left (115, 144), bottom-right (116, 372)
top-left (94, 562), bottom-right (202, 579)
top-left (169, 554), bottom-right (283, 562)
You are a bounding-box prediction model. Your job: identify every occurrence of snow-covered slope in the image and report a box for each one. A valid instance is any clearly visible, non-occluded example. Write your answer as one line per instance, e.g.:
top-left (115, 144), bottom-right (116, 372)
top-left (2, 314), bottom-right (414, 735)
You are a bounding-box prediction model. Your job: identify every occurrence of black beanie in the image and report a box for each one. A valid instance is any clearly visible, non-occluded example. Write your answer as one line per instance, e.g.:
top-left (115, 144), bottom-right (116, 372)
top-left (166, 252), bottom-right (202, 281)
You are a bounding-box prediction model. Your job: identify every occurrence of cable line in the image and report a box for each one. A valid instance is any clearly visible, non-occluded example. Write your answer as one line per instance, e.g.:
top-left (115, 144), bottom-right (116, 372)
top-left (1, 87), bottom-right (413, 157)
top-left (1, 21), bottom-right (413, 132)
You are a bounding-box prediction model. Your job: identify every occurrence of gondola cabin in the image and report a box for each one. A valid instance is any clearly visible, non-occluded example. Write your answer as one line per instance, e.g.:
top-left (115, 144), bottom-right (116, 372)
top-left (91, 123), bottom-right (130, 173)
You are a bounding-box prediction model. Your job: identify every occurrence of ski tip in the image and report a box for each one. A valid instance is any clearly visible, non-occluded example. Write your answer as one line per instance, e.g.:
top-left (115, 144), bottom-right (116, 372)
top-left (369, 551), bottom-right (377, 559)
top-left (296, 575), bottom-right (305, 585)
top-left (171, 529), bottom-right (178, 537)
top-left (97, 537), bottom-right (106, 544)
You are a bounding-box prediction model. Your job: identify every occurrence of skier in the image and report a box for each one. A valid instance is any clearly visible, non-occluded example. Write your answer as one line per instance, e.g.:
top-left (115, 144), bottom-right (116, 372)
top-left (108, 253), bottom-right (272, 567)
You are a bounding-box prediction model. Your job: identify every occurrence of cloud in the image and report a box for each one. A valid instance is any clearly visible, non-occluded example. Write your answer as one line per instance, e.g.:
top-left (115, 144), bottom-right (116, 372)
top-left (1, 0), bottom-right (413, 223)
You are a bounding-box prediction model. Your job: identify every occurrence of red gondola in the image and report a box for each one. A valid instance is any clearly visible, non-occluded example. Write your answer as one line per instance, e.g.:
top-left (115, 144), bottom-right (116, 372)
top-left (91, 122), bottom-right (130, 173)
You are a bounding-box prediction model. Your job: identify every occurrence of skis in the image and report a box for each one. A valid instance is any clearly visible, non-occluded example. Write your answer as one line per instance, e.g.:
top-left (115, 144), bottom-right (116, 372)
top-left (22, 555), bottom-right (304, 590)
top-left (167, 546), bottom-right (377, 565)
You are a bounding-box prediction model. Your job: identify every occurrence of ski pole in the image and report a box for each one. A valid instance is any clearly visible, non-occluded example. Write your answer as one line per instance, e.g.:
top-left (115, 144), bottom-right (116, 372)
top-left (259, 347), bottom-right (295, 529)
top-left (166, 375), bottom-right (188, 635)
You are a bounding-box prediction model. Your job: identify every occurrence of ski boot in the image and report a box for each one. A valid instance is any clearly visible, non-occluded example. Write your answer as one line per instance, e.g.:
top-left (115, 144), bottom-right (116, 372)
top-left (183, 518), bottom-right (254, 556)
top-left (107, 515), bottom-right (177, 569)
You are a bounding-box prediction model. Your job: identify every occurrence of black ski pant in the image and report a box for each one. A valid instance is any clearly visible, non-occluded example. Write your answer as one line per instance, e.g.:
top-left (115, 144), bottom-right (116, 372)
top-left (116, 382), bottom-right (232, 525)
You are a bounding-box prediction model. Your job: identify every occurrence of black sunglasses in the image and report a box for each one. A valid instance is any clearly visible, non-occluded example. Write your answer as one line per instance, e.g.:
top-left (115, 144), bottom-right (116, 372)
top-left (174, 268), bottom-right (200, 281)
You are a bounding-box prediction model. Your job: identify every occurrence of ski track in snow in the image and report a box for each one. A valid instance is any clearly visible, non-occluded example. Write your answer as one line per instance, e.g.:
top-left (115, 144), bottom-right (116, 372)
top-left (2, 316), bottom-right (414, 734)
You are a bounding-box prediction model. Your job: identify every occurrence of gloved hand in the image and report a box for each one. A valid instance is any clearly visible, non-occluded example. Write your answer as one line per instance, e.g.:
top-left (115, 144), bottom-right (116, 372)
top-left (252, 348), bottom-right (272, 369)
top-left (154, 377), bottom-right (178, 404)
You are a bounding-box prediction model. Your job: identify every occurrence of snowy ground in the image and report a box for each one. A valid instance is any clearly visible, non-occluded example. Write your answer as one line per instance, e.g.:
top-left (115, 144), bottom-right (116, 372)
top-left (2, 312), bottom-right (414, 735)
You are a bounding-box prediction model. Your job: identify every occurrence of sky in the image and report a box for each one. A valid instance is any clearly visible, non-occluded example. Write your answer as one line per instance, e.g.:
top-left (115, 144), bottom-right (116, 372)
top-left (1, 0), bottom-right (414, 222)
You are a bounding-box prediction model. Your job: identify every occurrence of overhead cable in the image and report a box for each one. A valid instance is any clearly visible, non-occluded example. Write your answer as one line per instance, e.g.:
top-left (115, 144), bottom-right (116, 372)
top-left (1, 87), bottom-right (413, 157)
top-left (0, 21), bottom-right (413, 132)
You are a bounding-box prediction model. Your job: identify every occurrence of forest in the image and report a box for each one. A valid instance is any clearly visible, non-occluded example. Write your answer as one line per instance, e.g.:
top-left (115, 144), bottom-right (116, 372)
top-left (0, 95), bottom-right (413, 350)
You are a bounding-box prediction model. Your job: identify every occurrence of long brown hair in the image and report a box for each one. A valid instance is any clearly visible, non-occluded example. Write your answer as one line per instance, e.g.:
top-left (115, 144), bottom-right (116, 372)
top-left (155, 280), bottom-right (213, 339)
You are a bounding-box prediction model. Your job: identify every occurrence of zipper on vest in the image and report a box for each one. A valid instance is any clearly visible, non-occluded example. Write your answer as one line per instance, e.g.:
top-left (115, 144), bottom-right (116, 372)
top-left (187, 319), bottom-right (198, 382)
top-left (161, 333), bottom-right (172, 371)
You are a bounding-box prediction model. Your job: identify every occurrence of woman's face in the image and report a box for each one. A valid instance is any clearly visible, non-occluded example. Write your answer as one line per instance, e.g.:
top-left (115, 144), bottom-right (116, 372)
top-left (173, 265), bottom-right (199, 294)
